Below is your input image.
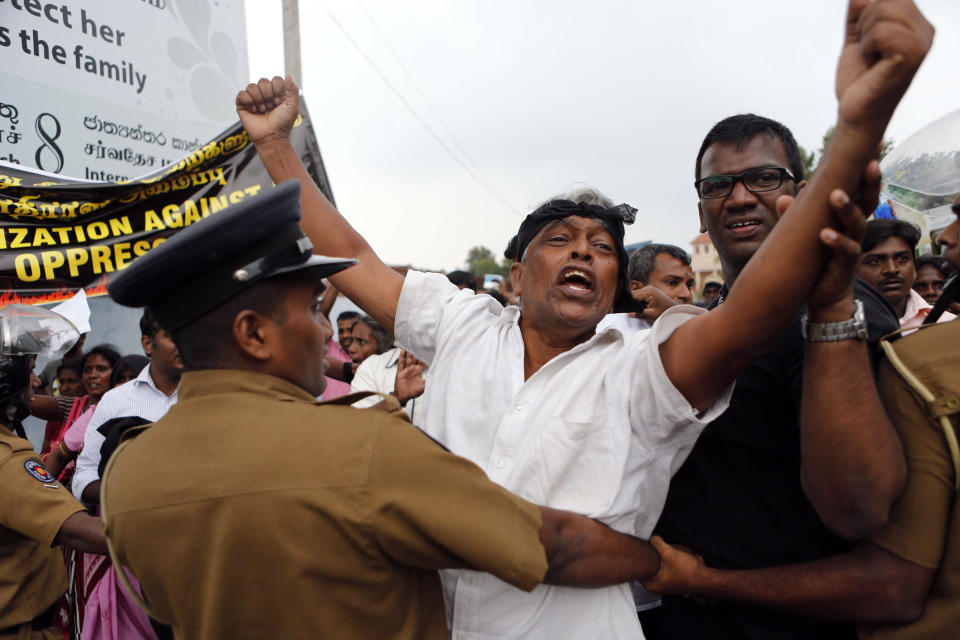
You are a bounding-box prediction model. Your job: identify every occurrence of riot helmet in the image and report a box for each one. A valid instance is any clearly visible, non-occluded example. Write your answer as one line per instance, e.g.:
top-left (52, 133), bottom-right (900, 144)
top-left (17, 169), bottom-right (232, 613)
top-left (0, 304), bottom-right (79, 434)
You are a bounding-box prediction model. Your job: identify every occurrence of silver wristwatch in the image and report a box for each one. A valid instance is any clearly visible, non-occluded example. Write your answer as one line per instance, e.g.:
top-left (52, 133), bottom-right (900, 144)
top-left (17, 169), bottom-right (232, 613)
top-left (801, 299), bottom-right (867, 342)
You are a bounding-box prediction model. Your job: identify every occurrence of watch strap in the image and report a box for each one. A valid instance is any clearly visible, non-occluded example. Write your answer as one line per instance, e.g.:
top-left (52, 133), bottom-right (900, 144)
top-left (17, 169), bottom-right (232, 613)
top-left (801, 299), bottom-right (867, 342)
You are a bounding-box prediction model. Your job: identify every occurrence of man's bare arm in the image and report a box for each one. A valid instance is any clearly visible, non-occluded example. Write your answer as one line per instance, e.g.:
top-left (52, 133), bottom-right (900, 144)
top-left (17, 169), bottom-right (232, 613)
top-left (643, 537), bottom-right (934, 624)
top-left (789, 181), bottom-right (906, 538)
top-left (801, 329), bottom-right (906, 539)
top-left (29, 395), bottom-right (62, 421)
top-left (318, 281), bottom-right (339, 320)
top-left (236, 77), bottom-right (404, 333)
top-left (44, 441), bottom-right (75, 478)
top-left (538, 506), bottom-right (660, 586)
top-left (661, 0), bottom-right (934, 409)
top-left (54, 511), bottom-right (108, 555)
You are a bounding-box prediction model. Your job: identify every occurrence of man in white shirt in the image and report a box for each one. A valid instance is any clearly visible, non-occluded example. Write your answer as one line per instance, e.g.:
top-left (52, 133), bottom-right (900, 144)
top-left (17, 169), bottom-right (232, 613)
top-left (233, 6), bottom-right (926, 632)
top-left (598, 244), bottom-right (697, 335)
top-left (350, 347), bottom-right (424, 420)
top-left (72, 310), bottom-right (183, 504)
top-left (629, 244), bottom-right (696, 307)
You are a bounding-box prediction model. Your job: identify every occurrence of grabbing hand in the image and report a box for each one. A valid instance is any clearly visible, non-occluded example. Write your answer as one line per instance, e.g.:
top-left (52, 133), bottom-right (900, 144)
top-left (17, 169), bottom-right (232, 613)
top-left (394, 350), bottom-right (426, 404)
top-left (835, 0), bottom-right (933, 127)
top-left (776, 160), bottom-right (877, 312)
top-left (630, 285), bottom-right (678, 322)
top-left (641, 536), bottom-right (706, 596)
top-left (235, 75), bottom-right (300, 147)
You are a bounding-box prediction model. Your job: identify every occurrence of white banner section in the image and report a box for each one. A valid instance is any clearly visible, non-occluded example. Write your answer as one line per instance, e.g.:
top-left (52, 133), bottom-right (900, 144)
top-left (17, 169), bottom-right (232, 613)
top-left (0, 0), bottom-right (248, 181)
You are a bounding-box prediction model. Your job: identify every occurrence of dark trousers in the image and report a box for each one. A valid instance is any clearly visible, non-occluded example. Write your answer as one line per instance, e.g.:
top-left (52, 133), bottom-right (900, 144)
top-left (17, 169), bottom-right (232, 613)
top-left (656, 595), bottom-right (856, 640)
top-left (656, 597), bottom-right (751, 640)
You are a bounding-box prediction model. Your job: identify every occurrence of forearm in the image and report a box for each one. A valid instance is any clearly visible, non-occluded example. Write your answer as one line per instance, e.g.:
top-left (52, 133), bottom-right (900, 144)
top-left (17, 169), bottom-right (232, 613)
top-left (538, 506), bottom-right (660, 587)
top-left (801, 301), bottom-right (906, 538)
top-left (54, 511), bottom-right (108, 555)
top-left (325, 356), bottom-right (352, 382)
top-left (29, 395), bottom-right (62, 421)
top-left (722, 123), bottom-right (888, 357)
top-left (319, 283), bottom-right (339, 319)
top-left (254, 139), bottom-right (370, 261)
top-left (253, 137), bottom-right (402, 330)
top-left (676, 544), bottom-right (921, 624)
top-left (44, 442), bottom-right (76, 478)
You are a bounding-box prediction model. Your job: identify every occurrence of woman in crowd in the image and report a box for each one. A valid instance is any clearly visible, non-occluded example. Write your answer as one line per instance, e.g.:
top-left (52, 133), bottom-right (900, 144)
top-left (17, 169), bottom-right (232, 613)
top-left (32, 346), bottom-right (122, 481)
top-left (109, 355), bottom-right (150, 388)
top-left (43, 352), bottom-right (148, 479)
top-left (37, 358), bottom-right (84, 457)
top-left (347, 315), bottom-right (394, 365)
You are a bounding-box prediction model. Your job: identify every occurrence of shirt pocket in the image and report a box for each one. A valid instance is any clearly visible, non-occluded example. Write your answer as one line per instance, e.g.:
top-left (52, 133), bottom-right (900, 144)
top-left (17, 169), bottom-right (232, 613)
top-left (535, 413), bottom-right (619, 515)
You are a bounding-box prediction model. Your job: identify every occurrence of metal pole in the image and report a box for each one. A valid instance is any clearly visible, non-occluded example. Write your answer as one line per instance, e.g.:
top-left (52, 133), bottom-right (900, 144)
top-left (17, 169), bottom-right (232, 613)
top-left (282, 0), bottom-right (302, 86)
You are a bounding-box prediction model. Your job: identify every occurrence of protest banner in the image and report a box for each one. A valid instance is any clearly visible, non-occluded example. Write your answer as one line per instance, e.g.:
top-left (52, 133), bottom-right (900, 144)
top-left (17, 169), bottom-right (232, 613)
top-left (0, 102), bottom-right (335, 305)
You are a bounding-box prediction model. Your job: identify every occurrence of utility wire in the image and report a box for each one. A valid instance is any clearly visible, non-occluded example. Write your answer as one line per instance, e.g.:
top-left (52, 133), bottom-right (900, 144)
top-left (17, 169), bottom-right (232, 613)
top-left (313, 0), bottom-right (523, 216)
top-left (356, 0), bottom-right (502, 198)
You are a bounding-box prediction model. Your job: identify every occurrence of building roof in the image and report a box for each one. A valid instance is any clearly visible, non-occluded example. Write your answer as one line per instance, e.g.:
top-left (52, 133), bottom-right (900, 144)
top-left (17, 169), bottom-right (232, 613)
top-left (691, 232), bottom-right (713, 245)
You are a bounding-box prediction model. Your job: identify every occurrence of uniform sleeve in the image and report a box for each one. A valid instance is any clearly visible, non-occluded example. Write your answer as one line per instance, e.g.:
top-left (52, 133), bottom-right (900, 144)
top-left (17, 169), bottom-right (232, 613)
top-left (72, 400), bottom-right (113, 500)
top-left (367, 415), bottom-right (548, 591)
top-left (0, 445), bottom-right (85, 546)
top-left (393, 270), bottom-right (502, 366)
top-left (870, 361), bottom-right (955, 568)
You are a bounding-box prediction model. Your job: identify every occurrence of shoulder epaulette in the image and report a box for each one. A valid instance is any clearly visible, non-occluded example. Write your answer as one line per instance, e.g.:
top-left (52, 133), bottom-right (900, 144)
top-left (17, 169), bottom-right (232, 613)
top-left (881, 321), bottom-right (960, 489)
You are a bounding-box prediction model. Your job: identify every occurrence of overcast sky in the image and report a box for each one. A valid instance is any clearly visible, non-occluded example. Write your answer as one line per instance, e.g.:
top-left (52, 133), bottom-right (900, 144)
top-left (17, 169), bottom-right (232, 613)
top-left (243, 0), bottom-right (960, 272)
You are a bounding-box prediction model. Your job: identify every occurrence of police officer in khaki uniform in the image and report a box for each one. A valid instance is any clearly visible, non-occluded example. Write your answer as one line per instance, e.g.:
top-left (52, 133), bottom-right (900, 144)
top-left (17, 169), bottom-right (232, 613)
top-left (858, 316), bottom-right (960, 640)
top-left (101, 180), bottom-right (664, 640)
top-left (0, 306), bottom-right (107, 639)
top-left (857, 198), bottom-right (960, 640)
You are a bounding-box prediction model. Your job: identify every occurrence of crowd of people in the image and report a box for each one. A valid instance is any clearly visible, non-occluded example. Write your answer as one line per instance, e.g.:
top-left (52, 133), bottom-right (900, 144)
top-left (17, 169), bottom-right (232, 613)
top-left (1, 0), bottom-right (958, 639)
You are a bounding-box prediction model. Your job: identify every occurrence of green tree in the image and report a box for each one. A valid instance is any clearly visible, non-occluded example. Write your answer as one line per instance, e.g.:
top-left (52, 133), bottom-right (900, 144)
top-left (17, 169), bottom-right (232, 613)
top-left (465, 245), bottom-right (510, 278)
top-left (803, 126), bottom-right (893, 179)
top-left (799, 144), bottom-right (817, 180)
top-left (466, 246), bottom-right (495, 272)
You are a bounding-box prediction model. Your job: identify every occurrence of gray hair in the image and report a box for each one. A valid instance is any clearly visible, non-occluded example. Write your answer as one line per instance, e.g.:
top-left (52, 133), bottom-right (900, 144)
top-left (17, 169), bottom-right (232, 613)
top-left (553, 184), bottom-right (615, 208)
top-left (521, 184), bottom-right (615, 263)
top-left (628, 244), bottom-right (691, 284)
top-left (353, 315), bottom-right (394, 354)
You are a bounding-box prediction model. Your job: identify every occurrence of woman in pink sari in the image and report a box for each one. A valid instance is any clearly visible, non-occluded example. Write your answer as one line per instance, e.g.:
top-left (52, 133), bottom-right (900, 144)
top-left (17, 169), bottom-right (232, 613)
top-left (77, 354), bottom-right (158, 640)
top-left (38, 348), bottom-right (121, 482)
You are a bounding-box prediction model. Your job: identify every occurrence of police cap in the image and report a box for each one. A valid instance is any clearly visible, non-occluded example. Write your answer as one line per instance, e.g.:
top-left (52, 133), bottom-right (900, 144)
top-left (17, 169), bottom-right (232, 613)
top-left (108, 180), bottom-right (355, 331)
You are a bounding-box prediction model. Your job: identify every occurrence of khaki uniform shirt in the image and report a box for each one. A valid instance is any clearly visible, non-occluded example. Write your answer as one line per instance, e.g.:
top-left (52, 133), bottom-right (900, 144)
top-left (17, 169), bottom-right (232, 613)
top-left (0, 425), bottom-right (84, 630)
top-left (102, 370), bottom-right (547, 640)
top-left (861, 321), bottom-right (960, 640)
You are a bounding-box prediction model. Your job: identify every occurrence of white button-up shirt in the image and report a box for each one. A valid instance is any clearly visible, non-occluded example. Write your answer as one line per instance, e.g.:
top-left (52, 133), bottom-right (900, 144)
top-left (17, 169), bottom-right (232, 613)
top-left (72, 364), bottom-right (179, 501)
top-left (395, 271), bottom-right (731, 639)
top-left (350, 347), bottom-right (418, 420)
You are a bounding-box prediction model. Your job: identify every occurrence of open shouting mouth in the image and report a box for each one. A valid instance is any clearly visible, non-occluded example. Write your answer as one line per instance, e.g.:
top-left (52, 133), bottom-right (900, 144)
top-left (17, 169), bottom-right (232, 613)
top-left (557, 266), bottom-right (595, 297)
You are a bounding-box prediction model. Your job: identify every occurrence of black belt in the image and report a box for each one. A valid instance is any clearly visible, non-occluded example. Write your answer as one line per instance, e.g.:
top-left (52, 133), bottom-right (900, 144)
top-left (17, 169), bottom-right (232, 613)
top-left (0, 600), bottom-right (58, 635)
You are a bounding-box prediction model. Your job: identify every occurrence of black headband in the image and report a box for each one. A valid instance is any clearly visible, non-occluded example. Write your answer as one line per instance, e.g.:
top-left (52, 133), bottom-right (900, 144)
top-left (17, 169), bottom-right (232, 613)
top-left (515, 199), bottom-right (639, 313)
